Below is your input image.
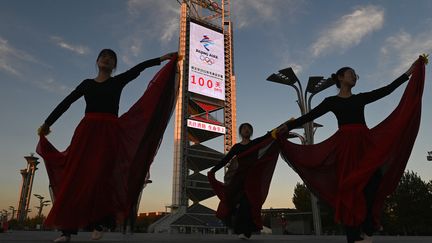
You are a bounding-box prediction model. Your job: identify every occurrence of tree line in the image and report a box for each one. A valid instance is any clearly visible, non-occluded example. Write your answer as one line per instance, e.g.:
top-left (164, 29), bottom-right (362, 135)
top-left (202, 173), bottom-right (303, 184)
top-left (293, 171), bottom-right (432, 235)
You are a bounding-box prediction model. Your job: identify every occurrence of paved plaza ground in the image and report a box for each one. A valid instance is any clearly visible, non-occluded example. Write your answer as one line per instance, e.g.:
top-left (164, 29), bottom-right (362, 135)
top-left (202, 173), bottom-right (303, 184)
top-left (1, 231), bottom-right (432, 243)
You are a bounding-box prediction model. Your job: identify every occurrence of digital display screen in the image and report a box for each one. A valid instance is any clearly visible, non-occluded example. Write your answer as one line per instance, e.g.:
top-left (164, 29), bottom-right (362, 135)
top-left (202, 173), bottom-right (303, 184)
top-left (188, 21), bottom-right (225, 100)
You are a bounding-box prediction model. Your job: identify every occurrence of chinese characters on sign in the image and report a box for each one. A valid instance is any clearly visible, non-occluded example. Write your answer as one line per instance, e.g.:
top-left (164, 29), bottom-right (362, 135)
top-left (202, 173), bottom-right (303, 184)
top-left (187, 119), bottom-right (226, 134)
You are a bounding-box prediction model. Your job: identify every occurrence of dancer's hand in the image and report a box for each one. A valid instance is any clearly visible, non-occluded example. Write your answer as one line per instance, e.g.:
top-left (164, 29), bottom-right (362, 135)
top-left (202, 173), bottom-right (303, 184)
top-left (276, 123), bottom-right (288, 135)
top-left (37, 123), bottom-right (51, 136)
top-left (405, 59), bottom-right (419, 76)
top-left (160, 52), bottom-right (177, 62)
top-left (421, 53), bottom-right (429, 65)
top-left (275, 117), bottom-right (295, 137)
top-left (406, 54), bottom-right (429, 76)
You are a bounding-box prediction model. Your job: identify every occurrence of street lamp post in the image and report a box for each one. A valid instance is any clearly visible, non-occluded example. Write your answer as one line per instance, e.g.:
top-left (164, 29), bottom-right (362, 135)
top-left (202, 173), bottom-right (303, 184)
top-left (267, 67), bottom-right (335, 236)
top-left (1, 211), bottom-right (6, 230)
top-left (33, 194), bottom-right (50, 218)
top-left (1, 210), bottom-right (9, 224)
top-left (8, 206), bottom-right (16, 220)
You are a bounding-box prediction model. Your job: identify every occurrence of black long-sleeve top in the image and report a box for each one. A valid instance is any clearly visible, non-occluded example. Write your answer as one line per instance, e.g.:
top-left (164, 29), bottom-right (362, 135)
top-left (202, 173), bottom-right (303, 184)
top-left (211, 133), bottom-right (271, 172)
top-left (44, 58), bottom-right (161, 126)
top-left (286, 74), bottom-right (409, 130)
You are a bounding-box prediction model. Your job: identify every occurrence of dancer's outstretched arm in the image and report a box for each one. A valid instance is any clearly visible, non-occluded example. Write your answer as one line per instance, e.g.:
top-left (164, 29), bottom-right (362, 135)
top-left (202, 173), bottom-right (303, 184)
top-left (210, 144), bottom-right (240, 173)
top-left (360, 59), bottom-right (417, 104)
top-left (278, 98), bottom-right (331, 135)
top-left (38, 82), bottom-right (86, 135)
top-left (116, 52), bottom-right (177, 86)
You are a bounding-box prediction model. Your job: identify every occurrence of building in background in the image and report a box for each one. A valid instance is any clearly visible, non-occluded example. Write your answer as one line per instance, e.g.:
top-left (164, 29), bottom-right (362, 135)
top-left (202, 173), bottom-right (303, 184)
top-left (16, 154), bottom-right (40, 223)
top-left (149, 0), bottom-right (236, 233)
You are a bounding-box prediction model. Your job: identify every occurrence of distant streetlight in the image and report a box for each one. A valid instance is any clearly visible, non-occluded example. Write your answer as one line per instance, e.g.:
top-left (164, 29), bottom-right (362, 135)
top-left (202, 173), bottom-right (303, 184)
top-left (33, 194), bottom-right (50, 218)
top-left (267, 67), bottom-right (335, 236)
top-left (1, 210), bottom-right (10, 221)
top-left (8, 206), bottom-right (16, 220)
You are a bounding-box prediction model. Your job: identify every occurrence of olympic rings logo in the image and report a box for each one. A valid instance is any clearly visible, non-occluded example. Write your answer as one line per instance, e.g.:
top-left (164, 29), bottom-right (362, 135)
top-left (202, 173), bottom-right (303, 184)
top-left (200, 54), bottom-right (215, 65)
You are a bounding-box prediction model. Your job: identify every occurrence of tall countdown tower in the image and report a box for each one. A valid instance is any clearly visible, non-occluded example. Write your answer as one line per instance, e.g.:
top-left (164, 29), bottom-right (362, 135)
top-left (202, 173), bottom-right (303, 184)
top-left (149, 0), bottom-right (236, 233)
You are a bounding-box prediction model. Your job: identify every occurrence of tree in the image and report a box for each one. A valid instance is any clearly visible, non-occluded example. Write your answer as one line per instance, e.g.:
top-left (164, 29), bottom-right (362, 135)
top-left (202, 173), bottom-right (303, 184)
top-left (293, 182), bottom-right (311, 212)
top-left (382, 171), bottom-right (432, 235)
top-left (292, 182), bottom-right (342, 234)
top-left (23, 215), bottom-right (46, 230)
top-left (293, 171), bottom-right (432, 236)
top-left (428, 180), bottom-right (432, 195)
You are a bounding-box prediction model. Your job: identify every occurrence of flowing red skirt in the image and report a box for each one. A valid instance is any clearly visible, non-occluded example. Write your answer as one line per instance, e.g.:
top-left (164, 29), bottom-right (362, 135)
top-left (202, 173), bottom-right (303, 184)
top-left (278, 58), bottom-right (426, 227)
top-left (208, 137), bottom-right (280, 230)
top-left (36, 57), bottom-right (178, 229)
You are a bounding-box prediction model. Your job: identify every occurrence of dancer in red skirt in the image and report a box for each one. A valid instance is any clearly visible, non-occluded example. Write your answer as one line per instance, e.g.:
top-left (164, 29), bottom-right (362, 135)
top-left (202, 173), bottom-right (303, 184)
top-left (208, 123), bottom-right (277, 239)
top-left (277, 56), bottom-right (426, 243)
top-left (37, 49), bottom-right (177, 242)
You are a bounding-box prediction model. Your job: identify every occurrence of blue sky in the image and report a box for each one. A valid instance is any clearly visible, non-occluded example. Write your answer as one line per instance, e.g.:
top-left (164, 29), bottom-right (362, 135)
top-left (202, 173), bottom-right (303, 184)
top-left (1, 0), bottom-right (432, 218)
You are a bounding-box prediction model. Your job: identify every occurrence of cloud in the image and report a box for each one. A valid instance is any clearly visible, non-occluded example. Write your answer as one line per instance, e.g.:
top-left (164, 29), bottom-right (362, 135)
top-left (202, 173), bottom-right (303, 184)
top-left (276, 42), bottom-right (305, 75)
top-left (311, 5), bottom-right (384, 57)
top-left (50, 36), bottom-right (90, 55)
top-left (0, 37), bottom-right (39, 76)
top-left (127, 0), bottom-right (179, 44)
top-left (120, 0), bottom-right (180, 64)
top-left (122, 0), bottom-right (305, 64)
top-left (0, 59), bottom-right (19, 76)
top-left (0, 36), bottom-right (69, 94)
top-left (380, 30), bottom-right (432, 76)
top-left (34, 78), bottom-right (71, 95)
top-left (232, 0), bottom-right (306, 29)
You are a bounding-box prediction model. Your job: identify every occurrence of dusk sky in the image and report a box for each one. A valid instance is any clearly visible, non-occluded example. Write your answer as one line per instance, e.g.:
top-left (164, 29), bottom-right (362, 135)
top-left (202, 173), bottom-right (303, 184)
top-left (1, 0), bottom-right (431, 218)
